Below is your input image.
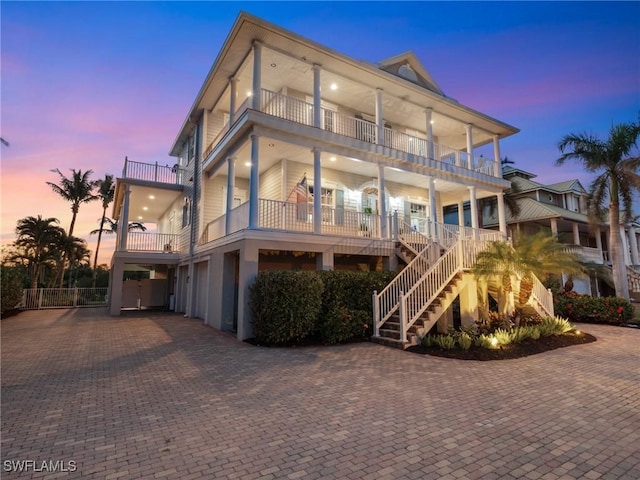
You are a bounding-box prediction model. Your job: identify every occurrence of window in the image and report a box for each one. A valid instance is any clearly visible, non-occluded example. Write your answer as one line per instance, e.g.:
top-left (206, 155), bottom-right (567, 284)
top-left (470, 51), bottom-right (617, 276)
top-left (308, 186), bottom-right (334, 222)
top-left (410, 203), bottom-right (427, 218)
top-left (182, 197), bottom-right (191, 228)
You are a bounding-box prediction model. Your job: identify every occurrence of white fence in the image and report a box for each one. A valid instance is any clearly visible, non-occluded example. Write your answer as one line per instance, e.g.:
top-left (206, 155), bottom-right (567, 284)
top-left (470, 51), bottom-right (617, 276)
top-left (22, 288), bottom-right (108, 310)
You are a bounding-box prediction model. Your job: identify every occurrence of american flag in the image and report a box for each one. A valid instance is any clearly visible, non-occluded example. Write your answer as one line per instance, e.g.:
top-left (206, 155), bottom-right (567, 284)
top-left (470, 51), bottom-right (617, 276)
top-left (294, 175), bottom-right (307, 203)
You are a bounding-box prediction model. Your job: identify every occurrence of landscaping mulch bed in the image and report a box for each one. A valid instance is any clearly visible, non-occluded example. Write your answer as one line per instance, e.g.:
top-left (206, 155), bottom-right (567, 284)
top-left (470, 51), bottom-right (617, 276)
top-left (406, 332), bottom-right (597, 361)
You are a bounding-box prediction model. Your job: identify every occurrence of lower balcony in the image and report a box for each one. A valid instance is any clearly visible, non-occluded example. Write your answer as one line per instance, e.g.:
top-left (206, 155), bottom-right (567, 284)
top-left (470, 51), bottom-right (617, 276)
top-left (199, 198), bottom-right (503, 246)
top-left (121, 232), bottom-right (181, 253)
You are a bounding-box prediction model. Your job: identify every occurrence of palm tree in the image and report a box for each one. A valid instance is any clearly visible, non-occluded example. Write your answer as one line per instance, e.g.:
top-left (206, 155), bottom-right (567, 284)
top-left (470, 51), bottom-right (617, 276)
top-left (90, 217), bottom-right (147, 236)
top-left (557, 120), bottom-right (640, 299)
top-left (46, 169), bottom-right (98, 237)
top-left (92, 174), bottom-right (115, 287)
top-left (47, 168), bottom-right (98, 286)
top-left (14, 216), bottom-right (64, 288)
top-left (472, 232), bottom-right (583, 318)
top-left (50, 233), bottom-right (90, 288)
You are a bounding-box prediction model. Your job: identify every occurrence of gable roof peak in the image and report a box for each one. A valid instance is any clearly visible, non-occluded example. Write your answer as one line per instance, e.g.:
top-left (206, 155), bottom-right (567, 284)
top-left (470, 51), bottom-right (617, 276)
top-left (377, 51), bottom-right (444, 95)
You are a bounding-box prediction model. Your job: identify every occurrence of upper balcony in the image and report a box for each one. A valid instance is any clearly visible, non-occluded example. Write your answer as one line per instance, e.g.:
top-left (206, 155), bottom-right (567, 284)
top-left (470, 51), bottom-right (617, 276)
top-left (122, 157), bottom-right (184, 185)
top-left (204, 89), bottom-right (499, 179)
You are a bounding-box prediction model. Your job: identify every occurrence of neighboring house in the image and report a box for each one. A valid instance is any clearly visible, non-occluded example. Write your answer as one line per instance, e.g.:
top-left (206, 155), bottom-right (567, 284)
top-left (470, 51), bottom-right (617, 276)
top-left (483, 166), bottom-right (640, 297)
top-left (107, 12), bottom-right (555, 346)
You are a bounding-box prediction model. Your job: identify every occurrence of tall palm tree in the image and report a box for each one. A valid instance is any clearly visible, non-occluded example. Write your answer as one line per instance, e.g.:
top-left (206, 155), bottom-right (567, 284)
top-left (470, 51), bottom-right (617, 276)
top-left (557, 120), bottom-right (640, 299)
top-left (46, 169), bottom-right (98, 237)
top-left (92, 174), bottom-right (115, 287)
top-left (47, 168), bottom-right (98, 286)
top-left (14, 216), bottom-right (64, 288)
top-left (472, 232), bottom-right (583, 318)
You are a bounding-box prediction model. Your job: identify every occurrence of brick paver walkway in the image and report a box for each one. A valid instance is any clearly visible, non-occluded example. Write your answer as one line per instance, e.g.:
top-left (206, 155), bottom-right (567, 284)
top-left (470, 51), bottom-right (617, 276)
top-left (2, 308), bottom-right (639, 479)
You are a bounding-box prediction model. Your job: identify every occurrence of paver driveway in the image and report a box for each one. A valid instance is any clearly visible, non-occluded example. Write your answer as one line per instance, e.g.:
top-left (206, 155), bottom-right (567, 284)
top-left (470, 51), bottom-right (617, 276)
top-left (2, 308), bottom-right (639, 480)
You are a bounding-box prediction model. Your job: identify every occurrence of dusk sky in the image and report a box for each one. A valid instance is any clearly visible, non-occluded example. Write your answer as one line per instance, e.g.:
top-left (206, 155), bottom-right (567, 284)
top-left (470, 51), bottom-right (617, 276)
top-left (2, 1), bottom-right (639, 264)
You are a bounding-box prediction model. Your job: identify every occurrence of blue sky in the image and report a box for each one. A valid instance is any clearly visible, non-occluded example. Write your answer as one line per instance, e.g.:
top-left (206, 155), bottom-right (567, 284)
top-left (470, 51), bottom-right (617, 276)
top-left (2, 1), bottom-right (639, 261)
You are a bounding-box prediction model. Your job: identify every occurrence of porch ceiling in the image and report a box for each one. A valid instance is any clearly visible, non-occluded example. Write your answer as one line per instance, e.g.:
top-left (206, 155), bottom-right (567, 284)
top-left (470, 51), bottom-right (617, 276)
top-left (215, 136), bottom-right (499, 202)
top-left (113, 183), bottom-right (183, 224)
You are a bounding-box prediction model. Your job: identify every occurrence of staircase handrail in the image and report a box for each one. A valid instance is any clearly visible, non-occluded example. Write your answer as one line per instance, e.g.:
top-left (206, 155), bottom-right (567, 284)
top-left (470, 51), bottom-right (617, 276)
top-left (375, 239), bottom-right (439, 328)
top-left (397, 220), bottom-right (431, 256)
top-left (400, 239), bottom-right (462, 337)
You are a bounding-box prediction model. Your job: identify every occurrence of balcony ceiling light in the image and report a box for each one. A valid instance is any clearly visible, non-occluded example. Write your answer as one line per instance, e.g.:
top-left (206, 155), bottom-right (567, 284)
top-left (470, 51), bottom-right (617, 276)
top-left (330, 83), bottom-right (338, 91)
top-left (149, 195), bottom-right (155, 200)
top-left (270, 62), bottom-right (277, 68)
top-left (246, 91), bottom-right (252, 97)
top-left (430, 119), bottom-right (435, 124)
top-left (138, 216), bottom-right (143, 220)
top-left (244, 161), bottom-right (252, 167)
top-left (329, 156), bottom-right (336, 162)
top-left (143, 206), bottom-right (148, 211)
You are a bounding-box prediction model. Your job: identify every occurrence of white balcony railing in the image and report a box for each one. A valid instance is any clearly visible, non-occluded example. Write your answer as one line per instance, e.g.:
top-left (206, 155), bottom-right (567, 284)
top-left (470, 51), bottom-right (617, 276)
top-left (126, 232), bottom-right (180, 252)
top-left (122, 159), bottom-right (182, 184)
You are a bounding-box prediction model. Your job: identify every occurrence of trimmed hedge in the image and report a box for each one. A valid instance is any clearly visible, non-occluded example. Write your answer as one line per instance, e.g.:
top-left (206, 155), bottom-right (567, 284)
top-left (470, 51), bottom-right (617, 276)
top-left (249, 270), bottom-right (323, 344)
top-left (249, 269), bottom-right (396, 345)
top-left (317, 270), bottom-right (396, 344)
top-left (1, 266), bottom-right (24, 318)
top-left (554, 292), bottom-right (633, 325)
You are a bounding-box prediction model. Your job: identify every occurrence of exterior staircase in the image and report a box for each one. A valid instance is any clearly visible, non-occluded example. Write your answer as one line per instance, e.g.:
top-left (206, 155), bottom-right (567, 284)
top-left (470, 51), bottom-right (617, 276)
top-left (372, 221), bottom-right (553, 349)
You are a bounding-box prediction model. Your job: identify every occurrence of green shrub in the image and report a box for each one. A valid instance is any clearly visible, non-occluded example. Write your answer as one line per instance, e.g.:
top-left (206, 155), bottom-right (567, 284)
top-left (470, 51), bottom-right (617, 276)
top-left (249, 270), bottom-right (323, 344)
top-left (554, 292), bottom-right (633, 325)
top-left (538, 316), bottom-right (573, 337)
top-left (422, 334), bottom-right (437, 347)
top-left (434, 334), bottom-right (456, 350)
top-left (528, 325), bottom-right (541, 340)
top-left (509, 326), bottom-right (530, 344)
top-left (475, 334), bottom-right (496, 349)
top-left (457, 332), bottom-right (473, 350)
top-left (316, 270), bottom-right (395, 344)
top-left (494, 328), bottom-right (511, 345)
top-left (1, 266), bottom-right (24, 318)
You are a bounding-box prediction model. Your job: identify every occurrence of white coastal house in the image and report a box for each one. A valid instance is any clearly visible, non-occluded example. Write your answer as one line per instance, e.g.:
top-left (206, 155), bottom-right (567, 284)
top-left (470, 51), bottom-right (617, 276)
top-left (107, 12), bottom-right (556, 346)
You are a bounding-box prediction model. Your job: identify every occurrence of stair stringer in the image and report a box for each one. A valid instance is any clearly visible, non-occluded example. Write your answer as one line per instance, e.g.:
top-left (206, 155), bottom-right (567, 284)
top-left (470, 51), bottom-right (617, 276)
top-left (407, 273), bottom-right (474, 345)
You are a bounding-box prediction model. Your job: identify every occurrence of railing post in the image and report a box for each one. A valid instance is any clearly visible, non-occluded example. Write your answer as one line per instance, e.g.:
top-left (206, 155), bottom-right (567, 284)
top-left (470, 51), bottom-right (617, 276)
top-left (399, 291), bottom-right (407, 343)
top-left (457, 236), bottom-right (464, 269)
top-left (37, 289), bottom-right (43, 310)
top-left (122, 156), bottom-right (128, 177)
top-left (73, 287), bottom-right (78, 307)
top-left (154, 162), bottom-right (158, 182)
top-left (547, 288), bottom-right (554, 317)
top-left (372, 291), bottom-right (380, 337)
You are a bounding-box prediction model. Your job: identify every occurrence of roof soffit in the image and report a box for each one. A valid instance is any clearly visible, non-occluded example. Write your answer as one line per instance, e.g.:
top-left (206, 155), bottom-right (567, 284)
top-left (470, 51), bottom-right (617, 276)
top-left (170, 12), bottom-right (519, 155)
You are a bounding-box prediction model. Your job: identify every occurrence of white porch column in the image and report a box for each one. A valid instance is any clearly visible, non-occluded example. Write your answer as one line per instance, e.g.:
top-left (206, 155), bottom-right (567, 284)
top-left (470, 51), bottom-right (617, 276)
top-left (621, 226), bottom-right (631, 264)
top-left (595, 227), bottom-right (604, 263)
top-left (225, 157), bottom-right (236, 235)
top-left (550, 218), bottom-right (558, 238)
top-left (251, 41), bottom-right (262, 110)
top-left (468, 186), bottom-right (478, 239)
top-left (248, 134), bottom-right (260, 229)
top-left (119, 185), bottom-right (131, 250)
top-left (313, 148), bottom-right (322, 234)
top-left (378, 164), bottom-right (387, 238)
top-left (312, 64), bottom-right (322, 128)
top-left (628, 226), bottom-right (639, 265)
top-left (425, 108), bottom-right (434, 159)
top-left (493, 135), bottom-right (501, 177)
top-left (455, 150), bottom-right (462, 167)
top-left (229, 77), bottom-right (238, 125)
top-left (457, 200), bottom-right (465, 227)
top-left (427, 176), bottom-right (437, 238)
top-left (375, 88), bottom-right (384, 145)
top-left (573, 222), bottom-right (581, 246)
top-left (465, 124), bottom-right (474, 170)
top-left (497, 192), bottom-right (507, 237)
